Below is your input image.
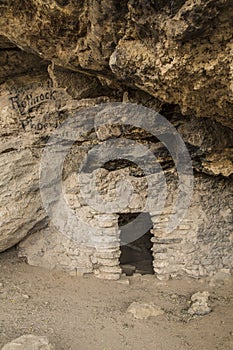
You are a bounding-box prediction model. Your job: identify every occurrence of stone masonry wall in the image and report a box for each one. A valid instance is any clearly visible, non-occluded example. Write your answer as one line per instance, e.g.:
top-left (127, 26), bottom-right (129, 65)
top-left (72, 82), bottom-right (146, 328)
top-left (19, 169), bottom-right (233, 281)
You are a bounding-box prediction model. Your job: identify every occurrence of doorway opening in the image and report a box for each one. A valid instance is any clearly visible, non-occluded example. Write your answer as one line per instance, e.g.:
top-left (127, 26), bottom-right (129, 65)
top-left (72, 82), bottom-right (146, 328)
top-left (118, 212), bottom-right (154, 276)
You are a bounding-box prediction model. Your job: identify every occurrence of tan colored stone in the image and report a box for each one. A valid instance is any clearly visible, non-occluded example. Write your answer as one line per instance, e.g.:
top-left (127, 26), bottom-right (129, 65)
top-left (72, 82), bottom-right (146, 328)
top-left (2, 335), bottom-right (54, 350)
top-left (127, 302), bottom-right (164, 320)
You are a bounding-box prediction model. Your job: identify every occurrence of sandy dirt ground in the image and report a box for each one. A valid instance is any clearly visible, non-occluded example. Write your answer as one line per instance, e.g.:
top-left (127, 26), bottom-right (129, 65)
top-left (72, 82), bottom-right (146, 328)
top-left (0, 248), bottom-right (232, 350)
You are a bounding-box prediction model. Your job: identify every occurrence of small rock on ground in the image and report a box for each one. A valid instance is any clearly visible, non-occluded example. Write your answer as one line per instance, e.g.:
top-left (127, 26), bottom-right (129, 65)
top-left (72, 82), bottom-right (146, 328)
top-left (1, 335), bottom-right (54, 350)
top-left (188, 291), bottom-right (212, 316)
top-left (127, 301), bottom-right (164, 320)
top-left (117, 278), bottom-right (130, 286)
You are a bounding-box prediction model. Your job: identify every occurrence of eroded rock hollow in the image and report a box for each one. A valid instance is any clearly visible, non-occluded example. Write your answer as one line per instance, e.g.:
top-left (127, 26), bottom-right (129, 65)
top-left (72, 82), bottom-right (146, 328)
top-left (0, 0), bottom-right (232, 280)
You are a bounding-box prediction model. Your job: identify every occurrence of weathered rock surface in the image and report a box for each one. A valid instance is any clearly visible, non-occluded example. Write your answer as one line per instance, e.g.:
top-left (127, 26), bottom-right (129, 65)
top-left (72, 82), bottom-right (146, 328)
top-left (0, 72), bottom-right (61, 252)
top-left (0, 1), bottom-right (232, 280)
top-left (188, 291), bottom-right (212, 316)
top-left (1, 335), bottom-right (54, 350)
top-left (0, 0), bottom-right (232, 128)
top-left (0, 53), bottom-right (114, 252)
top-left (209, 268), bottom-right (232, 287)
top-left (127, 301), bottom-right (164, 319)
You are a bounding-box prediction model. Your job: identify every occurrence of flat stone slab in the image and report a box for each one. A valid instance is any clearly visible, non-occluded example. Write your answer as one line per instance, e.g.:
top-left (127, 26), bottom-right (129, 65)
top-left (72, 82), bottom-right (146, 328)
top-left (1, 335), bottom-right (54, 350)
top-left (127, 301), bottom-right (164, 319)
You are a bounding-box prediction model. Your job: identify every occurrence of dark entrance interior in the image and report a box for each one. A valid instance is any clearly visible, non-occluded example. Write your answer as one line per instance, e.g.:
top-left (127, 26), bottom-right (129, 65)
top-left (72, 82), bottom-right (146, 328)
top-left (119, 212), bottom-right (154, 276)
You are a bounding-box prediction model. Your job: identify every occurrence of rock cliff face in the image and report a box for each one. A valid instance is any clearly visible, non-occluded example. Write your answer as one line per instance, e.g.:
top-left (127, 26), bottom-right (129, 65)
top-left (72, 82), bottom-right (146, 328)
top-left (0, 0), bottom-right (232, 126)
top-left (0, 1), bottom-right (232, 280)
